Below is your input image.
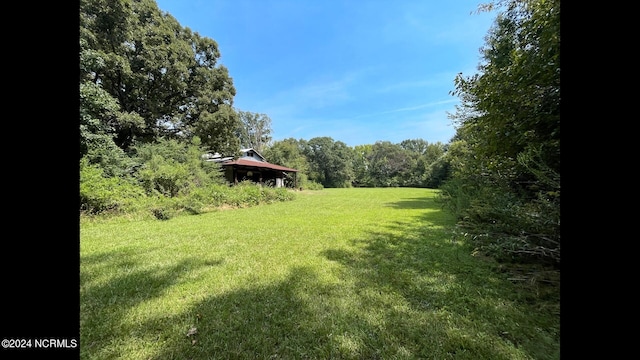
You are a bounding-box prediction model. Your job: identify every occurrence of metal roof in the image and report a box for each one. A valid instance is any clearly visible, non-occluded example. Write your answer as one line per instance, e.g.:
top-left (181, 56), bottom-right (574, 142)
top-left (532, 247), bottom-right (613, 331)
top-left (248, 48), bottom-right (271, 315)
top-left (239, 148), bottom-right (266, 161)
top-left (220, 158), bottom-right (299, 172)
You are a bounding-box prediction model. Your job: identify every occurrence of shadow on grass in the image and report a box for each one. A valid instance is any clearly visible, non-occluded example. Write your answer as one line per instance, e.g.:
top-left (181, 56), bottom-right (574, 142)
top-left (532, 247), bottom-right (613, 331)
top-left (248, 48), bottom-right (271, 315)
top-left (146, 266), bottom-right (360, 359)
top-left (81, 195), bottom-right (559, 359)
top-left (80, 249), bottom-right (223, 359)
top-left (383, 196), bottom-right (436, 210)
top-left (321, 197), bottom-right (560, 359)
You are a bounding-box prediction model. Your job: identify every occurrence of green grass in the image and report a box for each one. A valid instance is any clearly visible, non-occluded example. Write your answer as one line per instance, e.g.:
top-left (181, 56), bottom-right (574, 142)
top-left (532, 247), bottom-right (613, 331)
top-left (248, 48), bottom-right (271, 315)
top-left (80, 188), bottom-right (560, 359)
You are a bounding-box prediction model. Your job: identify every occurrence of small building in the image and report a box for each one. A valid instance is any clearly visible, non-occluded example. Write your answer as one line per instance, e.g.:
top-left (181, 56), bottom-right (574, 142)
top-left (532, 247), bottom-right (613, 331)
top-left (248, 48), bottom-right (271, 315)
top-left (205, 148), bottom-right (298, 188)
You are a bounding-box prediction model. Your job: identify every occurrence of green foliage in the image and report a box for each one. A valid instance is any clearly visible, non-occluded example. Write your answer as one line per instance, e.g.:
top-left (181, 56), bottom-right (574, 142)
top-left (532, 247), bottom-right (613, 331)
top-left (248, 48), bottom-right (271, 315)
top-left (263, 138), bottom-right (309, 172)
top-left (131, 137), bottom-right (225, 197)
top-left (423, 154), bottom-right (451, 188)
top-left (298, 176), bottom-right (324, 190)
top-left (81, 136), bottom-right (296, 219)
top-left (350, 140), bottom-right (447, 188)
top-left (83, 135), bottom-right (137, 178)
top-left (80, 0), bottom-right (240, 154)
top-left (439, 141), bottom-right (560, 266)
top-left (150, 204), bottom-right (175, 221)
top-left (351, 144), bottom-right (373, 187)
top-left (442, 0), bottom-right (560, 267)
top-left (262, 138), bottom-right (312, 189)
top-left (81, 174), bottom-right (297, 219)
top-left (80, 158), bottom-right (146, 214)
top-left (81, 188), bottom-right (559, 359)
top-left (223, 181), bottom-right (296, 207)
top-left (450, 0), bottom-right (560, 175)
top-left (367, 141), bottom-right (413, 187)
top-left (79, 81), bottom-right (142, 177)
top-left (437, 177), bottom-right (475, 219)
top-left (302, 137), bottom-right (355, 188)
top-left (137, 155), bottom-right (192, 197)
top-left (452, 177), bottom-right (560, 266)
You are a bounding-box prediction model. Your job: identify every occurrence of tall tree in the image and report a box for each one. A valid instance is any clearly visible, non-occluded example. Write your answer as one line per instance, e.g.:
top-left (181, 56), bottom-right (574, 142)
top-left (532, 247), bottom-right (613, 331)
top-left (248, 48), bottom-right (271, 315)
top-left (367, 141), bottom-right (412, 187)
top-left (263, 138), bottom-right (310, 187)
top-left (303, 137), bottom-right (355, 188)
top-left (352, 144), bottom-right (373, 187)
top-left (236, 111), bottom-right (273, 153)
top-left (263, 138), bottom-right (308, 172)
top-left (79, 81), bottom-right (139, 176)
top-left (445, 0), bottom-right (560, 265)
top-left (450, 0), bottom-right (560, 179)
top-left (398, 140), bottom-right (447, 187)
top-left (80, 0), bottom-right (240, 156)
top-left (399, 139), bottom-right (429, 155)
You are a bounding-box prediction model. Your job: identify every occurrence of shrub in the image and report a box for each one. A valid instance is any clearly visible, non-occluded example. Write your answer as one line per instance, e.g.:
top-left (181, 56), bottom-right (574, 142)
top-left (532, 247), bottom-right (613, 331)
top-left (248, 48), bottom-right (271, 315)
top-left (300, 179), bottom-right (324, 190)
top-left (146, 195), bottom-right (178, 220)
top-left (150, 207), bottom-right (173, 220)
top-left (436, 177), bottom-right (478, 220)
top-left (132, 138), bottom-right (226, 198)
top-left (136, 155), bottom-right (192, 197)
top-left (263, 187), bottom-right (296, 203)
top-left (80, 158), bottom-right (146, 214)
top-left (81, 139), bottom-right (299, 220)
top-left (444, 174), bottom-right (560, 267)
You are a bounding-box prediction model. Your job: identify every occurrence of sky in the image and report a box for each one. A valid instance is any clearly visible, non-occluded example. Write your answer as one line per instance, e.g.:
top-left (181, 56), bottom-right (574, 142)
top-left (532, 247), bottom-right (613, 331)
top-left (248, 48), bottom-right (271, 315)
top-left (155, 0), bottom-right (497, 147)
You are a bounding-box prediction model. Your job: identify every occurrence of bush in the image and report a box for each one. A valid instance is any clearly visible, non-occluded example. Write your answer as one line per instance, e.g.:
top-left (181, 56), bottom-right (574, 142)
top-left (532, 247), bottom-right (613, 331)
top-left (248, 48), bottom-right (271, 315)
top-left (437, 145), bottom-right (560, 268)
top-left (132, 138), bottom-right (226, 198)
top-left (444, 177), bottom-right (559, 267)
top-left (136, 155), bottom-right (193, 197)
top-left (81, 139), bottom-right (299, 220)
top-left (436, 177), bottom-right (478, 220)
top-left (263, 187), bottom-right (296, 203)
top-left (301, 180), bottom-right (324, 190)
top-left (80, 158), bottom-right (146, 214)
top-left (218, 181), bottom-right (297, 207)
top-left (150, 207), bottom-right (173, 220)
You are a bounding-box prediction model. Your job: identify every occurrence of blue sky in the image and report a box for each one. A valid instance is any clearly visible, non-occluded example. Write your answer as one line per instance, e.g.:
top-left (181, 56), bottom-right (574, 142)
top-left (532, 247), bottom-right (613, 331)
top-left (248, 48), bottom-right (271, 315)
top-left (155, 0), bottom-right (496, 147)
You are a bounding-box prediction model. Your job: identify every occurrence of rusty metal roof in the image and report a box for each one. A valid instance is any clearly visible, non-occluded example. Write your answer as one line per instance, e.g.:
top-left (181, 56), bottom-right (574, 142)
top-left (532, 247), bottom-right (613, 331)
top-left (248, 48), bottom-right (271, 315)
top-left (220, 158), bottom-right (299, 172)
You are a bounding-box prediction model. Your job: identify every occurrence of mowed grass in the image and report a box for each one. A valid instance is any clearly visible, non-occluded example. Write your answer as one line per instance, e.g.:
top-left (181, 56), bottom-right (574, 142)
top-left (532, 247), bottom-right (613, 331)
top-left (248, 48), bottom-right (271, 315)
top-left (80, 188), bottom-right (560, 359)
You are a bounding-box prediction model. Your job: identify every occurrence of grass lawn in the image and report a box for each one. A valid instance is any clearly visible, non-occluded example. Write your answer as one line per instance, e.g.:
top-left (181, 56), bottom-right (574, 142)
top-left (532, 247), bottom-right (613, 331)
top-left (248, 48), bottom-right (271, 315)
top-left (80, 188), bottom-right (560, 359)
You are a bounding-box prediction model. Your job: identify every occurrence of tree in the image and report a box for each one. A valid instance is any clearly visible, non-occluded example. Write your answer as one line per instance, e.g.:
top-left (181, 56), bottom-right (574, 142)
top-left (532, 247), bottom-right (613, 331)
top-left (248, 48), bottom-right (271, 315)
top-left (444, 0), bottom-right (560, 266)
top-left (450, 0), bottom-right (560, 181)
top-left (399, 139), bottom-right (429, 155)
top-left (352, 144), bottom-right (373, 187)
top-left (236, 111), bottom-right (273, 153)
top-left (79, 80), bottom-right (140, 177)
top-left (263, 138), bottom-right (311, 188)
top-left (367, 141), bottom-right (412, 187)
top-left (263, 138), bottom-right (308, 172)
top-left (131, 137), bottom-right (225, 197)
top-left (80, 0), bottom-right (240, 155)
top-left (398, 140), bottom-right (447, 187)
top-left (302, 137), bottom-right (355, 188)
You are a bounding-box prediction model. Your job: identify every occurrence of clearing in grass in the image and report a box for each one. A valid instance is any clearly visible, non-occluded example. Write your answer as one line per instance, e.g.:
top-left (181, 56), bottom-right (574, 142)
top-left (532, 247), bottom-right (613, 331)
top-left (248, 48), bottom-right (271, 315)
top-left (80, 187), bottom-right (559, 359)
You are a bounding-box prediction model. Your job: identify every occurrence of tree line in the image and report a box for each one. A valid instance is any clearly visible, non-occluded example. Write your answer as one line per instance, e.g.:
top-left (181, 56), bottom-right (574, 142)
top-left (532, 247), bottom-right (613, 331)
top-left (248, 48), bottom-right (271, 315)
top-left (443, 0), bottom-right (560, 267)
top-left (80, 0), bottom-right (560, 267)
top-left (263, 137), bottom-right (449, 189)
top-left (80, 0), bottom-right (450, 189)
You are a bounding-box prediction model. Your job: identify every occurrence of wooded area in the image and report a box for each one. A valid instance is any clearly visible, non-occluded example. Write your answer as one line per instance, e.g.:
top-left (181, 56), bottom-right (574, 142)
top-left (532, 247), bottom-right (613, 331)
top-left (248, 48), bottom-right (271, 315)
top-left (80, 0), bottom-right (559, 267)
